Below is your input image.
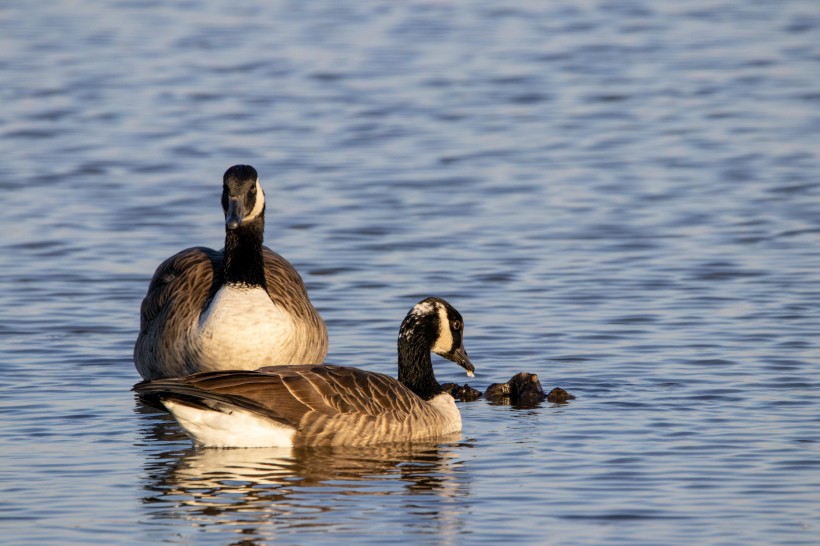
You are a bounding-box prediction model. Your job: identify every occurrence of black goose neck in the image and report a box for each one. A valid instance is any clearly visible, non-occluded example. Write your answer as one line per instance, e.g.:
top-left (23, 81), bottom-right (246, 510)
top-left (223, 217), bottom-right (266, 287)
top-left (397, 330), bottom-right (442, 401)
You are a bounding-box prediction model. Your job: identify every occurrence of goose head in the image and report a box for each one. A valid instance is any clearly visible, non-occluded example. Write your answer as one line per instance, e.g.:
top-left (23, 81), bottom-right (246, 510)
top-left (397, 297), bottom-right (475, 399)
top-left (222, 165), bottom-right (265, 230)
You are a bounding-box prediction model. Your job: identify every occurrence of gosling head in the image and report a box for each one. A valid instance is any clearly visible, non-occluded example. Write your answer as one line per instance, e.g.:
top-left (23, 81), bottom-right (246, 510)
top-left (222, 165), bottom-right (265, 230)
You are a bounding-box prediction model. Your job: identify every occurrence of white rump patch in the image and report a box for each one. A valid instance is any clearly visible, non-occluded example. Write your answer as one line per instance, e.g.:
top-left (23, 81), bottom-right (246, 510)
top-left (197, 284), bottom-right (296, 370)
top-left (164, 400), bottom-right (295, 448)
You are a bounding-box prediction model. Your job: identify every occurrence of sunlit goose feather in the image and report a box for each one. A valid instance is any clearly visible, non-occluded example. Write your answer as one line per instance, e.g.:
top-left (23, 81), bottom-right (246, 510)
top-left (134, 297), bottom-right (474, 447)
top-left (133, 165), bottom-right (327, 380)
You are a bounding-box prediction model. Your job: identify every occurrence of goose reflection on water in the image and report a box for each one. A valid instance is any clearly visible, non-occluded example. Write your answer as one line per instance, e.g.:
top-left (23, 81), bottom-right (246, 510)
top-left (136, 403), bottom-right (472, 542)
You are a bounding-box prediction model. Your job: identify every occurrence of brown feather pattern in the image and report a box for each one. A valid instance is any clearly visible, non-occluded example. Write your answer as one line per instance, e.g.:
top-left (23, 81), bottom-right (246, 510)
top-left (134, 364), bottom-right (461, 446)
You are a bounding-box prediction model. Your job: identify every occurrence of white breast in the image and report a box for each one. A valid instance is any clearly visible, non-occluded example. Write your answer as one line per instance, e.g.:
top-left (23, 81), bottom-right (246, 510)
top-left (196, 284), bottom-right (296, 370)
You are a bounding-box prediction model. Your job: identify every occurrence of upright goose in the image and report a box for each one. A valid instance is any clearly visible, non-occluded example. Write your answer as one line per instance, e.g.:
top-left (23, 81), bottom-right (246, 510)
top-left (133, 297), bottom-right (474, 447)
top-left (134, 165), bottom-right (328, 380)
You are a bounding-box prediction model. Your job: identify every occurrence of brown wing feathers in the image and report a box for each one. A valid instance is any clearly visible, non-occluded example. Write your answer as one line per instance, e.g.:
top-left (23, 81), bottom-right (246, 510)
top-left (138, 247), bottom-right (218, 333)
top-left (134, 366), bottom-right (423, 430)
top-left (262, 249), bottom-right (329, 358)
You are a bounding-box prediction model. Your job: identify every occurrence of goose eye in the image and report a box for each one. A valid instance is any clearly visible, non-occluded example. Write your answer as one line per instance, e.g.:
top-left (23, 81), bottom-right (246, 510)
top-left (451, 320), bottom-right (462, 331)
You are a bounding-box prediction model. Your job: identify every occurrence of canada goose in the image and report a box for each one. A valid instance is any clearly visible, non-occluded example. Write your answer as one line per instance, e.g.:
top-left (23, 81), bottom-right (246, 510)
top-left (133, 297), bottom-right (475, 447)
top-left (134, 165), bottom-right (328, 380)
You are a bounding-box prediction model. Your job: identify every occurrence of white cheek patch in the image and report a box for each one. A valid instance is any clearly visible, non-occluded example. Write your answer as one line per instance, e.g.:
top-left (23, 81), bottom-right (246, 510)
top-left (432, 305), bottom-right (454, 355)
top-left (244, 180), bottom-right (265, 222)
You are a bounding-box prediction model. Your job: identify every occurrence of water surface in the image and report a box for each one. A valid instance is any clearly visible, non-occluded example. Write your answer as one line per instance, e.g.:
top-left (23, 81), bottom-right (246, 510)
top-left (2, 1), bottom-right (820, 544)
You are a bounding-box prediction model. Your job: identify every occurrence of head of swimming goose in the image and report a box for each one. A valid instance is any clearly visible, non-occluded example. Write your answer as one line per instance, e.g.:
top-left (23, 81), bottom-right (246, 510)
top-left (397, 296), bottom-right (475, 400)
top-left (221, 164), bottom-right (267, 287)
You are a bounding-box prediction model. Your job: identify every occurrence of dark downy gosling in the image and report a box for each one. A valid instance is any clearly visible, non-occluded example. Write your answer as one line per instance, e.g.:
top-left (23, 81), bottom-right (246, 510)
top-left (440, 382), bottom-right (482, 401)
top-left (485, 372), bottom-right (575, 407)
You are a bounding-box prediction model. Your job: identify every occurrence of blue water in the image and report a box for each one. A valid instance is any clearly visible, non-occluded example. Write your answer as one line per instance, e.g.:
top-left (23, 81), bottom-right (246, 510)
top-left (2, 1), bottom-right (820, 544)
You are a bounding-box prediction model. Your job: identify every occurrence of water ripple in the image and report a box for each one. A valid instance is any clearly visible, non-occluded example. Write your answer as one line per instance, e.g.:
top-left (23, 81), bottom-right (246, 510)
top-left (1, 0), bottom-right (819, 544)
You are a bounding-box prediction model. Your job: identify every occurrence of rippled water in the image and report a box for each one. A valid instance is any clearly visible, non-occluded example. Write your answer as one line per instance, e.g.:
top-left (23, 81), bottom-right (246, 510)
top-left (2, 0), bottom-right (820, 544)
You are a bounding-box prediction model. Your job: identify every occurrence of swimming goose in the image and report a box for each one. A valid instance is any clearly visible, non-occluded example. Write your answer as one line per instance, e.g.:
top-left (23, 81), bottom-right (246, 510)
top-left (133, 297), bottom-right (474, 447)
top-left (134, 165), bottom-right (328, 380)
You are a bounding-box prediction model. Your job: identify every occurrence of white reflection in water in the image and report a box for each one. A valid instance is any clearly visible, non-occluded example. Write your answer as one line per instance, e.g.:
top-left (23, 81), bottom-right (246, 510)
top-left (138, 407), bottom-right (471, 544)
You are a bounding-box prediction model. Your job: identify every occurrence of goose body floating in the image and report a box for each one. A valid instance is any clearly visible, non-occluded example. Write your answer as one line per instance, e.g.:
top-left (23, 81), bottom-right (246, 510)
top-left (134, 165), bottom-right (328, 380)
top-left (134, 297), bottom-right (474, 447)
